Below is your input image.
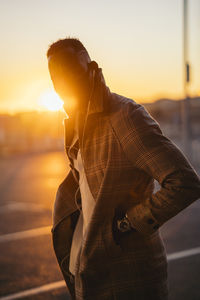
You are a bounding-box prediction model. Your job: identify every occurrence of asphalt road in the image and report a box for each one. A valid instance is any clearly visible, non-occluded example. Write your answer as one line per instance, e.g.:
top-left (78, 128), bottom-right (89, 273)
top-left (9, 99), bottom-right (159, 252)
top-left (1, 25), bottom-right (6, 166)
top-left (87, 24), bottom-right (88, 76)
top-left (0, 151), bottom-right (200, 300)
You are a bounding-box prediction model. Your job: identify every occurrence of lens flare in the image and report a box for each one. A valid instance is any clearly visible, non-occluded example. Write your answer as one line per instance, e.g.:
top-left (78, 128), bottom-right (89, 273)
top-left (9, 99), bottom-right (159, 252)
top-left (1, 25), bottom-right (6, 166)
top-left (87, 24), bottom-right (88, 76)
top-left (37, 90), bottom-right (64, 111)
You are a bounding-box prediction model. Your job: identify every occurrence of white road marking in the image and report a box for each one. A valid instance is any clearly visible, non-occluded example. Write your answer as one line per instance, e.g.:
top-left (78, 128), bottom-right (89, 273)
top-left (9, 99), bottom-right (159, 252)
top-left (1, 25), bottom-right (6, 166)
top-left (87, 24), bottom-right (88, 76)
top-left (167, 246), bottom-right (200, 261)
top-left (0, 281), bottom-right (66, 300)
top-left (0, 202), bottom-right (49, 213)
top-left (0, 226), bottom-right (52, 243)
top-left (0, 246), bottom-right (200, 299)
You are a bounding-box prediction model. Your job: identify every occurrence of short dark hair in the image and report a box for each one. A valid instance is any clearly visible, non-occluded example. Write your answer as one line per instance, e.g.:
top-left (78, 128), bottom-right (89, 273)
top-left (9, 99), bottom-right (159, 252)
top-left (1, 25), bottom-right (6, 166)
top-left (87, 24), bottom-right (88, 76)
top-left (46, 36), bottom-right (90, 60)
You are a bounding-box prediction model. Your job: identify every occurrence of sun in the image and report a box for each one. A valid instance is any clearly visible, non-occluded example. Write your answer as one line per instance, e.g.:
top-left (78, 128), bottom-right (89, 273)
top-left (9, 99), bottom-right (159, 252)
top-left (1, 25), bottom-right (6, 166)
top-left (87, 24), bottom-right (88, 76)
top-left (37, 90), bottom-right (64, 111)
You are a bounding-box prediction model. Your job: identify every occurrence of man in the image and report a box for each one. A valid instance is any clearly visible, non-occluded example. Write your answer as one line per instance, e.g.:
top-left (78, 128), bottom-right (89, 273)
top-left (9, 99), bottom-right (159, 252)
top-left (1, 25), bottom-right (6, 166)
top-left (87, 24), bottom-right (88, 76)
top-left (47, 37), bottom-right (200, 300)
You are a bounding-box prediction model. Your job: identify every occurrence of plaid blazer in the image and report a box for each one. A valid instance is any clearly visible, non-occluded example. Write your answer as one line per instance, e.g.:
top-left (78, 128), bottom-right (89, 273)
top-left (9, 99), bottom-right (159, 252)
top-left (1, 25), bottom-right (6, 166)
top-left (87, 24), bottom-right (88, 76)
top-left (51, 68), bottom-right (200, 300)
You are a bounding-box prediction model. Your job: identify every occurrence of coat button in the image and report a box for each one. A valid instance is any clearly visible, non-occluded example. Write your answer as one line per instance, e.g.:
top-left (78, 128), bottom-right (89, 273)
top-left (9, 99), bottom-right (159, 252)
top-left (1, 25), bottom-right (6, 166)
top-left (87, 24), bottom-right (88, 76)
top-left (153, 224), bottom-right (159, 230)
top-left (147, 218), bottom-right (154, 224)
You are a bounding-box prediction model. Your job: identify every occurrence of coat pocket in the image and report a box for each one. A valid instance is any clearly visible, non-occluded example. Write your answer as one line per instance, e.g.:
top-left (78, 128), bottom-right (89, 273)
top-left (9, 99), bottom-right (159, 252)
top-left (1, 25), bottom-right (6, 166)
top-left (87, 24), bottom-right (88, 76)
top-left (101, 209), bottom-right (134, 258)
top-left (102, 219), bottom-right (123, 258)
top-left (102, 210), bottom-right (144, 258)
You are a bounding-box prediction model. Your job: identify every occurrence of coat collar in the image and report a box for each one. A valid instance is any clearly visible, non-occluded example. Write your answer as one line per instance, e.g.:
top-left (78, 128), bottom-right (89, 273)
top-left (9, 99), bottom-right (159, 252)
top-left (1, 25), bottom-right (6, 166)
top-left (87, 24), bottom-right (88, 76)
top-left (85, 67), bottom-right (108, 115)
top-left (66, 66), bottom-right (109, 118)
top-left (63, 67), bottom-right (111, 152)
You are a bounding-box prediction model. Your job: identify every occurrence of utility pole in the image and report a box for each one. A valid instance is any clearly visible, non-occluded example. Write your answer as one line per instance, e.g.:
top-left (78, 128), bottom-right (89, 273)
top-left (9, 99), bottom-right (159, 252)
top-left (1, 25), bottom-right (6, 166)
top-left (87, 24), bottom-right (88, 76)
top-left (181, 0), bottom-right (192, 159)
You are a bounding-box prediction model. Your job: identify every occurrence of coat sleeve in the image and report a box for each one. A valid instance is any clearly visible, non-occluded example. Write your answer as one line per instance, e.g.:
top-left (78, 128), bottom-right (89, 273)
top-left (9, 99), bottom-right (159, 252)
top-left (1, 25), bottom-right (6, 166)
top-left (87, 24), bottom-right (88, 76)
top-left (116, 101), bottom-right (200, 236)
top-left (51, 169), bottom-right (80, 233)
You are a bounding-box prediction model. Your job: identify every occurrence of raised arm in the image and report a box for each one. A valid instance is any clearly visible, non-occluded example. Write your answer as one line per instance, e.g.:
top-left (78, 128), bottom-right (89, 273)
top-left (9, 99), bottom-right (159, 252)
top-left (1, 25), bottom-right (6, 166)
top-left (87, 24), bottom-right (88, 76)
top-left (114, 101), bottom-right (200, 236)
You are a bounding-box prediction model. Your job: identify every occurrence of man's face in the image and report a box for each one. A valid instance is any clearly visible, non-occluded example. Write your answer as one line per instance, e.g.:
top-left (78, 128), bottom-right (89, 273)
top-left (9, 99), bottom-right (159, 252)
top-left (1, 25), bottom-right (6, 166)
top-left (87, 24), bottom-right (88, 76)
top-left (47, 47), bottom-right (91, 114)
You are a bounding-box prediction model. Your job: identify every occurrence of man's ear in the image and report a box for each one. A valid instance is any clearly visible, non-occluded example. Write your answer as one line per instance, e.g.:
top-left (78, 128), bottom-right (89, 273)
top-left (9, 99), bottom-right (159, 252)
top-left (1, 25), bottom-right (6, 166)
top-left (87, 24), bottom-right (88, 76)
top-left (87, 61), bottom-right (99, 81)
top-left (88, 61), bottom-right (98, 72)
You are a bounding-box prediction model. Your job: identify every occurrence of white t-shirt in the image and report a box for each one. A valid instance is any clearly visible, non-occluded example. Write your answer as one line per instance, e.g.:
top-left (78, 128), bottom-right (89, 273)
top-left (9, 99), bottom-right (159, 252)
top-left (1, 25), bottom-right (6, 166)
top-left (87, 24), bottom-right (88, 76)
top-left (69, 113), bottom-right (96, 276)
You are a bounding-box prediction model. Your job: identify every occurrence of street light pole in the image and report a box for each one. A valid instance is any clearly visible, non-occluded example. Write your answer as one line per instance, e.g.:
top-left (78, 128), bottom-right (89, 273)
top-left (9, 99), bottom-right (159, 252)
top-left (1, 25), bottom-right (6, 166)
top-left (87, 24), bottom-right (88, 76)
top-left (181, 0), bottom-right (192, 159)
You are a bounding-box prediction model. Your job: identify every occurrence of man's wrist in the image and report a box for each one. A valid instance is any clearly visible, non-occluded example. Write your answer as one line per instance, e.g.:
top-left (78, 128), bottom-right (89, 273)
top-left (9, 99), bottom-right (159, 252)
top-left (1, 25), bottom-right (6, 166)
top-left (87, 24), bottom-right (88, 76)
top-left (125, 213), bottom-right (137, 231)
top-left (117, 213), bottom-right (137, 232)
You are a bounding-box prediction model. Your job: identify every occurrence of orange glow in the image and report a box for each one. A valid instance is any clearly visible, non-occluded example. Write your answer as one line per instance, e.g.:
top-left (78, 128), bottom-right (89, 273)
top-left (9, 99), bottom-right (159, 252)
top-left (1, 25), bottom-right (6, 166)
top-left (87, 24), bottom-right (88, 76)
top-left (37, 90), bottom-right (64, 111)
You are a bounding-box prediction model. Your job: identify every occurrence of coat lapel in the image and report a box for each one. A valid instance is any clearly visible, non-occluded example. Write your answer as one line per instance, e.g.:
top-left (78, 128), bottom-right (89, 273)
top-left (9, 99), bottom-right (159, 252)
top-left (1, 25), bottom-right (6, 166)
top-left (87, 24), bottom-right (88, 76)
top-left (63, 116), bottom-right (76, 154)
top-left (63, 67), bottom-right (111, 155)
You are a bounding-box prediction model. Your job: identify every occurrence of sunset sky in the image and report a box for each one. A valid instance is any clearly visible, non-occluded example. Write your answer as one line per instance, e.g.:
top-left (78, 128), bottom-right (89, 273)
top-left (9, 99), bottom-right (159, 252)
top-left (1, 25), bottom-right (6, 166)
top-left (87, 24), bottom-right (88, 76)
top-left (0, 0), bottom-right (200, 113)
